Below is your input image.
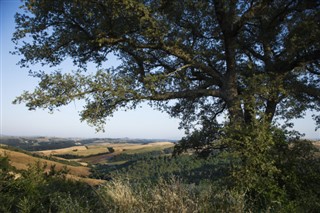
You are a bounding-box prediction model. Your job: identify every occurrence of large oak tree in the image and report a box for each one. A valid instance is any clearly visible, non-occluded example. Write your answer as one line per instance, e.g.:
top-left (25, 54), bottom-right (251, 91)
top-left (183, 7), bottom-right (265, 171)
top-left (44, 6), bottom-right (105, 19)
top-left (13, 0), bottom-right (320, 145)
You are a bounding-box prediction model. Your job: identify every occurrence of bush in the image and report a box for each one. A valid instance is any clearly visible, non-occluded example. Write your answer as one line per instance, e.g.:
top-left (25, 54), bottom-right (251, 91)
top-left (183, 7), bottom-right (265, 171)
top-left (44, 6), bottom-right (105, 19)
top-left (221, 123), bottom-right (320, 212)
top-left (0, 160), bottom-right (105, 212)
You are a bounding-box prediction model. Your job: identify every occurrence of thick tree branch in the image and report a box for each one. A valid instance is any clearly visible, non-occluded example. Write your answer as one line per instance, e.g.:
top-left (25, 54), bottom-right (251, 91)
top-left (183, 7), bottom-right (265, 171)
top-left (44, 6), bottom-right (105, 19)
top-left (279, 50), bottom-right (320, 73)
top-left (291, 80), bottom-right (320, 99)
top-left (146, 89), bottom-right (222, 101)
top-left (161, 44), bottom-right (223, 81)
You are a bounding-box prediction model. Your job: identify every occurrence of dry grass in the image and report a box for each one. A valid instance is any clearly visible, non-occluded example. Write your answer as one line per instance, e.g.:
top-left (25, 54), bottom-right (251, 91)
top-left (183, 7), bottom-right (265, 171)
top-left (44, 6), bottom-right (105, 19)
top-left (313, 141), bottom-right (320, 149)
top-left (110, 142), bottom-right (173, 151)
top-left (124, 143), bottom-right (173, 154)
top-left (0, 148), bottom-right (89, 176)
top-left (0, 148), bottom-right (104, 186)
top-left (65, 174), bottom-right (105, 186)
top-left (98, 177), bottom-right (246, 213)
top-left (99, 177), bottom-right (198, 213)
top-left (313, 141), bottom-right (320, 158)
top-left (37, 145), bottom-right (111, 157)
top-left (37, 142), bottom-right (173, 159)
top-left (37, 146), bottom-right (88, 156)
top-left (87, 142), bottom-right (173, 152)
top-left (72, 142), bottom-right (174, 164)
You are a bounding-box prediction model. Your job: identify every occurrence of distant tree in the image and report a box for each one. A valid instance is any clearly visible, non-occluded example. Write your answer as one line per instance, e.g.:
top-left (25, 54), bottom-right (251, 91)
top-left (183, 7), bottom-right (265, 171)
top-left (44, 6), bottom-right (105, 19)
top-left (0, 154), bottom-right (13, 178)
top-left (107, 147), bottom-right (115, 153)
top-left (13, 0), bottom-right (319, 148)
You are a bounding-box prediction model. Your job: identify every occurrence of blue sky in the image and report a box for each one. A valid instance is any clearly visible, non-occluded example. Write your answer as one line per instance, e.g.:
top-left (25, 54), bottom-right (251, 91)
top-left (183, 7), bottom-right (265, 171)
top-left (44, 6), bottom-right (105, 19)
top-left (0, 0), bottom-right (184, 139)
top-left (0, 0), bottom-right (319, 140)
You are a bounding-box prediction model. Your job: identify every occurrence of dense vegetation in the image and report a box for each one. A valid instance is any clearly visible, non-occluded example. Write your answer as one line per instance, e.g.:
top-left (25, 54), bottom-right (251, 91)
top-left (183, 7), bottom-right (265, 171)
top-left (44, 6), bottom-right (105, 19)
top-left (2, 132), bottom-right (320, 212)
top-left (91, 150), bottom-right (226, 184)
top-left (0, 156), bottom-right (104, 212)
top-left (0, 151), bottom-right (238, 212)
top-left (90, 129), bottom-right (320, 212)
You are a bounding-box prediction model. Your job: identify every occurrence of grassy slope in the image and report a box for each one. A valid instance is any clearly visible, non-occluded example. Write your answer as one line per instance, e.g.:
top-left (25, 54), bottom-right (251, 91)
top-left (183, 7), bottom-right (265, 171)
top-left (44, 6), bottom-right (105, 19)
top-left (83, 142), bottom-right (174, 164)
top-left (0, 141), bottom-right (175, 184)
top-left (0, 147), bottom-right (104, 186)
top-left (36, 142), bottom-right (174, 164)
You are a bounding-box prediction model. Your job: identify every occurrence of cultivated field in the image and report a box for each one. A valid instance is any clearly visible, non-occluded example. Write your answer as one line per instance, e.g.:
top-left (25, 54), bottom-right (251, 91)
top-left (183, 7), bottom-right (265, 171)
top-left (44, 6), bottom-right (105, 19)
top-left (37, 145), bottom-right (109, 157)
top-left (36, 141), bottom-right (174, 164)
top-left (0, 140), bottom-right (175, 185)
top-left (0, 147), bottom-right (104, 186)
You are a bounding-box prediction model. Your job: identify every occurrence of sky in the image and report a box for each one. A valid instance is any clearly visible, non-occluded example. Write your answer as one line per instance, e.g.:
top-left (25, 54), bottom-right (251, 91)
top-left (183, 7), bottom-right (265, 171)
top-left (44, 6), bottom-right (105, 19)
top-left (0, 0), bottom-right (185, 139)
top-left (0, 0), bottom-right (319, 140)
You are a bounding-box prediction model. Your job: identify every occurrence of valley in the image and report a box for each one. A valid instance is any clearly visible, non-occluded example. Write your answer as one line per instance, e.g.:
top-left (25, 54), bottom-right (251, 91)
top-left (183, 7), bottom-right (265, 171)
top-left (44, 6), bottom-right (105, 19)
top-left (0, 136), bottom-right (176, 184)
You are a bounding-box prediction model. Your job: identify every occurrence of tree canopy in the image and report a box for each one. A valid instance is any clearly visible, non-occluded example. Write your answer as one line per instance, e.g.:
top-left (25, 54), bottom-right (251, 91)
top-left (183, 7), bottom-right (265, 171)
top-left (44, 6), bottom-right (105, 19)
top-left (13, 0), bottom-right (320, 139)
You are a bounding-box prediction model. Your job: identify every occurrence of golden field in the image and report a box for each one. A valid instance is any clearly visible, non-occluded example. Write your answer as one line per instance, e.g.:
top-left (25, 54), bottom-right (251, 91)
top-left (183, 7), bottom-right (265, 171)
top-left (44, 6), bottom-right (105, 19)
top-left (36, 141), bottom-right (174, 164)
top-left (0, 147), bottom-right (104, 186)
top-left (37, 145), bottom-right (108, 157)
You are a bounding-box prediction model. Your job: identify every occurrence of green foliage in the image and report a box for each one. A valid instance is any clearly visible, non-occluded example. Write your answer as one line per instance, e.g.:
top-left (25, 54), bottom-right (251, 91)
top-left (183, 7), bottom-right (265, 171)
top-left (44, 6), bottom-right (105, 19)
top-left (11, 0), bottom-right (320, 132)
top-left (172, 122), bottom-right (320, 211)
top-left (272, 139), bottom-right (320, 211)
top-left (107, 148), bottom-right (172, 162)
top-left (0, 154), bottom-right (12, 173)
top-left (91, 153), bottom-right (228, 185)
top-left (220, 123), bottom-right (283, 211)
top-left (216, 124), bottom-right (320, 212)
top-left (107, 147), bottom-right (115, 153)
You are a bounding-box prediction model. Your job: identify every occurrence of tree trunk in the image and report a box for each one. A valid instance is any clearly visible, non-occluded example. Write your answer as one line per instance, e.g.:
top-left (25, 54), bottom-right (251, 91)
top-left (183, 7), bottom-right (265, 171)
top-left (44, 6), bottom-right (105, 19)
top-left (265, 100), bottom-right (277, 124)
top-left (223, 35), bottom-right (244, 125)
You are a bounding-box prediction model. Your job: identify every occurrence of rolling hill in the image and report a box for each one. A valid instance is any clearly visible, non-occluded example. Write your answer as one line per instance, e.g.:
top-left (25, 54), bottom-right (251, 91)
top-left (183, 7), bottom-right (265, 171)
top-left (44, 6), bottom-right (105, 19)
top-left (0, 145), bottom-right (104, 186)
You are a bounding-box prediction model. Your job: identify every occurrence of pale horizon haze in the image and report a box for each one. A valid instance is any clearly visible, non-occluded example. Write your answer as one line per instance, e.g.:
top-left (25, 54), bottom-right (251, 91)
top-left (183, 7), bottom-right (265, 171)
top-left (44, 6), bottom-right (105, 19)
top-left (1, 0), bottom-right (319, 140)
